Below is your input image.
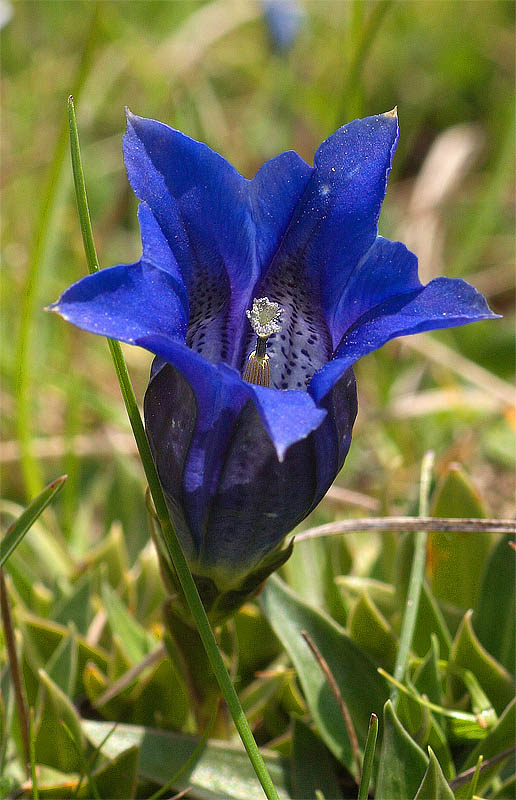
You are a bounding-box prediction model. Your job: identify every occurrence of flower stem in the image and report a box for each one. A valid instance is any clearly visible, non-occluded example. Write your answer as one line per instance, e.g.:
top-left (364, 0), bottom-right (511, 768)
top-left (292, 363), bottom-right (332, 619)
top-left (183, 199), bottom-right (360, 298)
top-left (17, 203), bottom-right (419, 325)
top-left (67, 96), bottom-right (279, 800)
top-left (391, 450), bottom-right (435, 697)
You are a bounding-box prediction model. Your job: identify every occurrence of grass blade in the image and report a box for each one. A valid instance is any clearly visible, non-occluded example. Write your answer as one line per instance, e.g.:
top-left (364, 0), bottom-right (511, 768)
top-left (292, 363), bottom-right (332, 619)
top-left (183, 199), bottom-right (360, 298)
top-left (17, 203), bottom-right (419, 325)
top-left (0, 475), bottom-right (67, 567)
top-left (358, 713), bottom-right (378, 800)
top-left (391, 451), bottom-right (435, 697)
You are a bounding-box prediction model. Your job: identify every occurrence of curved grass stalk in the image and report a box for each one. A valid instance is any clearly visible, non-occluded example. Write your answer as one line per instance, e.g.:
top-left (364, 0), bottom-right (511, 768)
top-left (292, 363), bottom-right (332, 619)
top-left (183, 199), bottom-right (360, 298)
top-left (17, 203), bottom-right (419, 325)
top-left (67, 96), bottom-right (279, 800)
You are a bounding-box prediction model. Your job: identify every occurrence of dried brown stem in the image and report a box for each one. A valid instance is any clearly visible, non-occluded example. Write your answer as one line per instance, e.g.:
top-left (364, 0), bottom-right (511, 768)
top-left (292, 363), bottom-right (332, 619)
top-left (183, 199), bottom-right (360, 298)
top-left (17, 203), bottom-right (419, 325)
top-left (295, 516), bottom-right (516, 542)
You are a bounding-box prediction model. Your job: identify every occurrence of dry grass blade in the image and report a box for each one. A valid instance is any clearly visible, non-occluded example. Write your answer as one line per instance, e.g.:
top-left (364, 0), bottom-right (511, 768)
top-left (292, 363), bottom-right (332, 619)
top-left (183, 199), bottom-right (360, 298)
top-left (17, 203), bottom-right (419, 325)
top-left (296, 516), bottom-right (516, 542)
top-left (401, 334), bottom-right (515, 408)
top-left (94, 644), bottom-right (166, 708)
top-left (448, 746), bottom-right (516, 790)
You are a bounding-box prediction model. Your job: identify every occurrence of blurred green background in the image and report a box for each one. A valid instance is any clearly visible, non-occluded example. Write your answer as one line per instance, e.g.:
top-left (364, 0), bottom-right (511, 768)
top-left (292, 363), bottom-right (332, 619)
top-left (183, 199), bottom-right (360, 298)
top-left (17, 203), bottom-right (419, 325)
top-left (1, 0), bottom-right (514, 547)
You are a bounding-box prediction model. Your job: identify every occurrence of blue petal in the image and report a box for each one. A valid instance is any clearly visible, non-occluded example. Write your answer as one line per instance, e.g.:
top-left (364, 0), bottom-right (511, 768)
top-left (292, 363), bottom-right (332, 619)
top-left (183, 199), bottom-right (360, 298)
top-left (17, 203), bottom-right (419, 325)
top-left (49, 209), bottom-right (188, 348)
top-left (330, 236), bottom-right (420, 348)
top-left (284, 111), bottom-right (398, 310)
top-left (251, 112), bottom-right (399, 389)
top-left (124, 112), bottom-right (313, 367)
top-left (310, 277), bottom-right (500, 403)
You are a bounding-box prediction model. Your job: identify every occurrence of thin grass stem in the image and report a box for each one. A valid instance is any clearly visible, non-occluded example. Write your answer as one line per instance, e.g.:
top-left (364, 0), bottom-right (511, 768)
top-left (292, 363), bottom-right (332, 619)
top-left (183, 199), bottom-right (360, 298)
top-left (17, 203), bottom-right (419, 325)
top-left (357, 713), bottom-right (378, 800)
top-left (391, 451), bottom-right (435, 698)
top-left (29, 707), bottom-right (39, 800)
top-left (67, 96), bottom-right (279, 800)
top-left (0, 476), bottom-right (67, 568)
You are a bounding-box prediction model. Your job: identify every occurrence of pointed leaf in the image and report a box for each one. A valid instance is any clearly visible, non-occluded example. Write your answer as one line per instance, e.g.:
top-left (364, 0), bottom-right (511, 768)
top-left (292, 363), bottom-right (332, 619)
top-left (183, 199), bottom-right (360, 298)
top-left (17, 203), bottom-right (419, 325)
top-left (349, 591), bottom-right (398, 671)
top-left (101, 583), bottom-right (154, 665)
top-left (428, 464), bottom-right (491, 611)
top-left (17, 611), bottom-right (108, 695)
top-left (473, 534), bottom-right (515, 674)
top-left (336, 576), bottom-right (396, 619)
top-left (45, 628), bottom-right (78, 699)
top-left (261, 574), bottom-right (388, 771)
top-left (132, 656), bottom-right (189, 729)
top-left (414, 636), bottom-right (442, 706)
top-left (291, 718), bottom-right (342, 799)
top-left (455, 698), bottom-right (515, 799)
top-left (35, 669), bottom-right (84, 773)
top-left (376, 700), bottom-right (428, 800)
top-left (0, 476), bottom-right (67, 567)
top-left (414, 747), bottom-right (455, 799)
top-left (83, 522), bottom-right (129, 590)
top-left (53, 572), bottom-right (92, 636)
top-left (89, 744), bottom-right (139, 799)
top-left (449, 610), bottom-right (514, 715)
top-left (83, 719), bottom-right (293, 799)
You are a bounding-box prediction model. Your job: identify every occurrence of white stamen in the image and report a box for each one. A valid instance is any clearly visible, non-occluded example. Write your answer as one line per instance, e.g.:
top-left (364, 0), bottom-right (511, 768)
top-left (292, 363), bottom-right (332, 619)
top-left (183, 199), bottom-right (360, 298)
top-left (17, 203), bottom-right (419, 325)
top-left (246, 297), bottom-right (283, 338)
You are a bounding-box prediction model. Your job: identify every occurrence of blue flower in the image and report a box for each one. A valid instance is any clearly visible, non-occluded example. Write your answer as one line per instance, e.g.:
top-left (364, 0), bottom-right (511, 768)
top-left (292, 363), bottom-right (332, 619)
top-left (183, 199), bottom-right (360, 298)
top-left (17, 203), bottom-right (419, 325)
top-left (261, 0), bottom-right (306, 52)
top-left (50, 110), bottom-right (496, 610)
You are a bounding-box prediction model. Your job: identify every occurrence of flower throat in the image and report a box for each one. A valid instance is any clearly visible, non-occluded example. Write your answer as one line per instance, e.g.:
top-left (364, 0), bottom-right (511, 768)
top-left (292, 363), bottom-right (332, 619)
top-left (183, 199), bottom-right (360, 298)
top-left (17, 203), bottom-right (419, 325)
top-left (243, 297), bottom-right (283, 388)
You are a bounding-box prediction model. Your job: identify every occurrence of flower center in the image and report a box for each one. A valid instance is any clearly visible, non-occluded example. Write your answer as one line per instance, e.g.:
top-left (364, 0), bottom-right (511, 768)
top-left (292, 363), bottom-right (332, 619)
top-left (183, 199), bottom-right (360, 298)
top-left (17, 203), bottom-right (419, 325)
top-left (243, 297), bottom-right (283, 387)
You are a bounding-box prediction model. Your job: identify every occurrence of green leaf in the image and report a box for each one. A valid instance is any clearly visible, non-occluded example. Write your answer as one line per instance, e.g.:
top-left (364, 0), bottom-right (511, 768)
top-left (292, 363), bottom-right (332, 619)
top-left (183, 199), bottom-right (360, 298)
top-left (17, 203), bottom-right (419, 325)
top-left (101, 583), bottom-right (155, 665)
top-left (395, 533), bottom-right (452, 658)
top-left (455, 698), bottom-right (515, 798)
top-left (261, 575), bottom-right (388, 772)
top-left (35, 669), bottom-right (84, 773)
top-left (414, 636), bottom-right (442, 706)
top-left (290, 718), bottom-right (342, 799)
top-left (491, 773), bottom-right (516, 799)
top-left (414, 747), bottom-right (455, 799)
top-left (132, 655), bottom-right (189, 730)
top-left (83, 719), bottom-right (293, 799)
top-left (17, 611), bottom-right (108, 696)
top-left (376, 700), bottom-right (428, 800)
top-left (45, 627), bottom-right (78, 699)
top-left (336, 576), bottom-right (396, 619)
top-left (83, 522), bottom-right (129, 591)
top-left (349, 591), bottom-right (398, 671)
top-left (449, 610), bottom-right (515, 715)
top-left (428, 464), bottom-right (491, 611)
top-left (88, 744), bottom-right (139, 799)
top-left (0, 476), bottom-right (67, 567)
top-left (53, 572), bottom-right (92, 636)
top-left (233, 603), bottom-right (281, 679)
top-left (473, 534), bottom-right (515, 674)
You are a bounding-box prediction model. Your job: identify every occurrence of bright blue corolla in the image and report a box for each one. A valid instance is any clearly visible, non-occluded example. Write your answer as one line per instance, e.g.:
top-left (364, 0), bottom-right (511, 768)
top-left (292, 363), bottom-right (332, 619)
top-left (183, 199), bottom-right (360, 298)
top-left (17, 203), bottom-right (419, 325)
top-left (51, 110), bottom-right (496, 605)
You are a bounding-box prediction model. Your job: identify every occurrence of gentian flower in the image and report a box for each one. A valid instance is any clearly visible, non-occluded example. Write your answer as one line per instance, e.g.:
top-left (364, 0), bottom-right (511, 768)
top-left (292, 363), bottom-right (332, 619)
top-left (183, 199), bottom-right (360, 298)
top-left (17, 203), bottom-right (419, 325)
top-left (261, 0), bottom-right (306, 52)
top-left (50, 109), bottom-right (496, 619)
